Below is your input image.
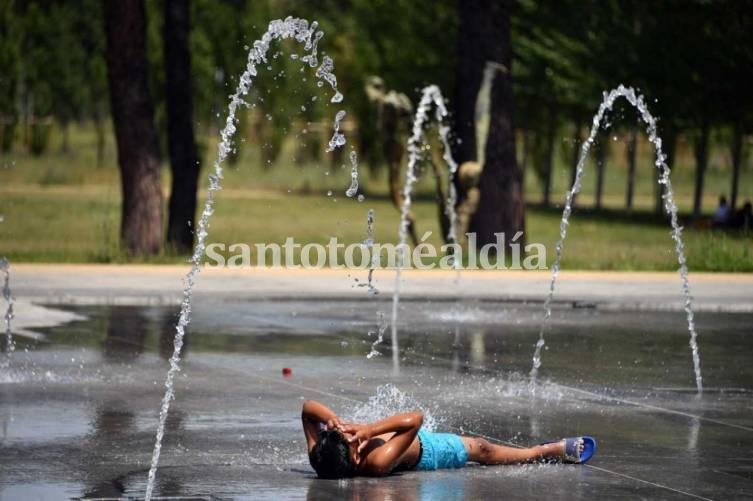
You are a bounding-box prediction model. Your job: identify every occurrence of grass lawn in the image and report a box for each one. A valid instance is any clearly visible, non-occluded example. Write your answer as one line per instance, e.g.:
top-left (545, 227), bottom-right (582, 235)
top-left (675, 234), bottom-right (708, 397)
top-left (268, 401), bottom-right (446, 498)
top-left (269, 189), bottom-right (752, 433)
top-left (0, 120), bottom-right (751, 271)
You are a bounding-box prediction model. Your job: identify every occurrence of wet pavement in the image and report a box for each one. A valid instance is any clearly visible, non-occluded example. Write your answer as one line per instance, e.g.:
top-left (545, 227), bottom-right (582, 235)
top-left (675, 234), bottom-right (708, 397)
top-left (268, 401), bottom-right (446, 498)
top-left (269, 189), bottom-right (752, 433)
top-left (1, 299), bottom-right (752, 500)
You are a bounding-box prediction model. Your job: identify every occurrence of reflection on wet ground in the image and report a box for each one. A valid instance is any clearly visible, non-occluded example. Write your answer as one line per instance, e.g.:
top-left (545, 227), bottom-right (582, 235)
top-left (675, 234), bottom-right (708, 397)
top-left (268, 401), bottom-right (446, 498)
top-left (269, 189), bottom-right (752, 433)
top-left (1, 300), bottom-right (752, 499)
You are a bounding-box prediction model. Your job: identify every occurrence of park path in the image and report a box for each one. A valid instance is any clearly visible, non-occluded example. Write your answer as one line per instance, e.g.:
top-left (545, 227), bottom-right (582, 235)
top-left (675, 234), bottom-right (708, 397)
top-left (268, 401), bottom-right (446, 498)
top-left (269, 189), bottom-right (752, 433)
top-left (9, 264), bottom-right (753, 311)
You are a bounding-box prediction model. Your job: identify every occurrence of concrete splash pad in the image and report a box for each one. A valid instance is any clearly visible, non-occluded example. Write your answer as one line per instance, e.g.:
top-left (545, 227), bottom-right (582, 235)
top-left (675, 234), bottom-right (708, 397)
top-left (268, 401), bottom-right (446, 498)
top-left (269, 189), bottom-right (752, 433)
top-left (1, 295), bottom-right (752, 500)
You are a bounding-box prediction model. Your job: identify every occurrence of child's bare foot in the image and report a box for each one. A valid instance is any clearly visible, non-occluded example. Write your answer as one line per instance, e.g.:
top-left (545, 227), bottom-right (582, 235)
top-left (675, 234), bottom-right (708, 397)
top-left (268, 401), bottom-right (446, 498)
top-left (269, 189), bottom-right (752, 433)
top-left (561, 436), bottom-right (596, 464)
top-left (539, 435), bottom-right (595, 464)
top-left (561, 437), bottom-right (584, 459)
top-left (570, 437), bottom-right (585, 453)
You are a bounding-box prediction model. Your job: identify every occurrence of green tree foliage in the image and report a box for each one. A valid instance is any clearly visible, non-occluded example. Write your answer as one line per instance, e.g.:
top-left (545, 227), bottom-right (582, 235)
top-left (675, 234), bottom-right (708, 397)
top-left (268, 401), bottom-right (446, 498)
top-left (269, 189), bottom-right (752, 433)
top-left (2, 0), bottom-right (106, 154)
top-left (0, 2), bottom-right (21, 151)
top-left (513, 0), bottom-right (752, 214)
top-left (3, 0), bottom-right (751, 211)
top-left (294, 0), bottom-right (458, 171)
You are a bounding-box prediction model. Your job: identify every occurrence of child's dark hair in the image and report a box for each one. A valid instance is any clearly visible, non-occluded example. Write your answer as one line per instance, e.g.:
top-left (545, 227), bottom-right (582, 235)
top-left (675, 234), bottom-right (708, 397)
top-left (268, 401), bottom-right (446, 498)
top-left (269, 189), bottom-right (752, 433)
top-left (309, 429), bottom-right (355, 479)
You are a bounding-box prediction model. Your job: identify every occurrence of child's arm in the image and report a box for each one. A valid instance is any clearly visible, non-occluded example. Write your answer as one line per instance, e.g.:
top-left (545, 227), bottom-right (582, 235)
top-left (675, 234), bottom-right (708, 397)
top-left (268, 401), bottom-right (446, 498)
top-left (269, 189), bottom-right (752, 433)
top-left (343, 411), bottom-right (423, 475)
top-left (301, 400), bottom-right (342, 452)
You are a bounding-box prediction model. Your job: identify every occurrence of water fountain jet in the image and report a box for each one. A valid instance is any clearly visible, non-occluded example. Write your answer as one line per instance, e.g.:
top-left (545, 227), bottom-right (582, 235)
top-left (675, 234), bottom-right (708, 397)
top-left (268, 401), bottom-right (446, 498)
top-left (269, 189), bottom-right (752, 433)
top-left (390, 85), bottom-right (460, 375)
top-left (0, 256), bottom-right (14, 365)
top-left (144, 17), bottom-right (358, 500)
top-left (361, 208), bottom-right (377, 296)
top-left (528, 85), bottom-right (703, 395)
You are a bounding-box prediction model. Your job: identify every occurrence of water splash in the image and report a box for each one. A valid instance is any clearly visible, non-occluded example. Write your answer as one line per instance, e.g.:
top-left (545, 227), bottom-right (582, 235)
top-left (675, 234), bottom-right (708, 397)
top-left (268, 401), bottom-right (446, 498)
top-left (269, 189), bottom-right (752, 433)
top-left (345, 384), bottom-right (439, 432)
top-left (345, 149), bottom-right (360, 198)
top-left (390, 85), bottom-right (459, 375)
top-left (327, 110), bottom-right (347, 152)
top-left (361, 210), bottom-right (384, 358)
top-left (528, 85), bottom-right (703, 394)
top-left (366, 311), bottom-right (388, 359)
top-left (145, 17), bottom-right (351, 500)
top-left (327, 113), bottom-right (360, 199)
top-left (359, 208), bottom-right (378, 296)
top-left (0, 257), bottom-right (14, 365)
top-left (437, 128), bottom-right (461, 265)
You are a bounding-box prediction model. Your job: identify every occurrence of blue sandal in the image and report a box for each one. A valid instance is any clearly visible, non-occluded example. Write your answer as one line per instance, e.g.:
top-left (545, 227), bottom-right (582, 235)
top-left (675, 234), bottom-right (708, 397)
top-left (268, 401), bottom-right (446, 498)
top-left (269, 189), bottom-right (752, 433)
top-left (543, 436), bottom-right (597, 464)
top-left (563, 436), bottom-right (596, 464)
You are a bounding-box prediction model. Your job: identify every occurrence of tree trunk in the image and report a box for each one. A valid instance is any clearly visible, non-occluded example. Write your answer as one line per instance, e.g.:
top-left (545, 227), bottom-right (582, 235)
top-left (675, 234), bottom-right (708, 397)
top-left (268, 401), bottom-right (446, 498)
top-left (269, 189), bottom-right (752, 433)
top-left (94, 100), bottom-right (106, 168)
top-left (520, 129), bottom-right (532, 174)
top-left (542, 107), bottom-right (556, 207)
top-left (570, 117), bottom-right (583, 207)
top-left (104, 0), bottom-right (163, 255)
top-left (692, 121), bottom-right (710, 219)
top-left (60, 119), bottom-right (70, 154)
top-left (594, 134), bottom-right (608, 210)
top-left (164, 0), bottom-right (200, 253)
top-left (453, 0), bottom-right (486, 165)
top-left (656, 125), bottom-right (677, 215)
top-left (465, 0), bottom-right (522, 248)
top-left (625, 124), bottom-right (638, 215)
top-left (473, 68), bottom-right (524, 247)
top-left (730, 121), bottom-right (743, 211)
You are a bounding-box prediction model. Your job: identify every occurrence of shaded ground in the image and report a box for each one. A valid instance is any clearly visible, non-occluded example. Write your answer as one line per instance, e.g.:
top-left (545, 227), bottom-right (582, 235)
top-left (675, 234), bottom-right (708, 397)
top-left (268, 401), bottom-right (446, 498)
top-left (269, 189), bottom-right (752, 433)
top-left (2, 299), bottom-right (752, 500)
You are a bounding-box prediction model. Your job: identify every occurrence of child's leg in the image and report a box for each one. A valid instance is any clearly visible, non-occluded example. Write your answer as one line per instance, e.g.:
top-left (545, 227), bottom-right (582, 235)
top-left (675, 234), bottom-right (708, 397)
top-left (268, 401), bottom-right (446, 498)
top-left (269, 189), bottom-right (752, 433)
top-left (460, 436), bottom-right (569, 465)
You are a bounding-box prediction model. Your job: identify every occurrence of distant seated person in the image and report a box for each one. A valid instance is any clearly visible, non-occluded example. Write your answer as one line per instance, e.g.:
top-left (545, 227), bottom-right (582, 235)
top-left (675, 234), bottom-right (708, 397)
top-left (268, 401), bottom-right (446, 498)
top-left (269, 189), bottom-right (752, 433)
top-left (301, 399), bottom-right (596, 478)
top-left (729, 200), bottom-right (753, 231)
top-left (712, 195), bottom-right (732, 228)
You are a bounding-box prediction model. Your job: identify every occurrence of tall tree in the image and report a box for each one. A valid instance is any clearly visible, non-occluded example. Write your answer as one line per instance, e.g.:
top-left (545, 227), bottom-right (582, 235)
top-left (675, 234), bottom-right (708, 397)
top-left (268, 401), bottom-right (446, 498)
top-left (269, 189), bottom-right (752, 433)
top-left (0, 1), bottom-right (20, 153)
top-left (625, 123), bottom-right (638, 215)
top-left (655, 126), bottom-right (677, 215)
top-left (692, 120), bottom-right (710, 219)
top-left (164, 0), bottom-right (200, 253)
top-left (540, 106), bottom-right (556, 206)
top-left (569, 117), bottom-right (584, 192)
top-left (457, 0), bottom-right (523, 248)
top-left (453, 0), bottom-right (486, 165)
top-left (594, 133), bottom-right (608, 210)
top-left (714, 2), bottom-right (753, 211)
top-left (730, 121), bottom-right (744, 211)
top-left (104, 0), bottom-right (163, 254)
top-left (528, 105), bottom-right (557, 206)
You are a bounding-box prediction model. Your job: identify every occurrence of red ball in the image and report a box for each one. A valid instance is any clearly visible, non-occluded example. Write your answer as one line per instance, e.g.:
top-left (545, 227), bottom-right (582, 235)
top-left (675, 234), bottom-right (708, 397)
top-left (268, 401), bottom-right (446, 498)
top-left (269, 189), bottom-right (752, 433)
top-left (282, 367), bottom-right (292, 377)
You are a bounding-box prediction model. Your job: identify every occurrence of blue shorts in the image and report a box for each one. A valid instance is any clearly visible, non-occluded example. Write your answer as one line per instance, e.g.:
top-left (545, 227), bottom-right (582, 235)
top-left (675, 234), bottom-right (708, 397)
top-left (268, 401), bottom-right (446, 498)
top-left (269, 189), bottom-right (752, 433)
top-left (415, 429), bottom-right (468, 471)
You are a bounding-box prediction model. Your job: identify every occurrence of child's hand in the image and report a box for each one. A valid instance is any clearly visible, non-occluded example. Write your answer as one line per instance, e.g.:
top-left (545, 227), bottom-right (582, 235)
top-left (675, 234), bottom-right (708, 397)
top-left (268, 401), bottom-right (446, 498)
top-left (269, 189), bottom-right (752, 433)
top-left (338, 422), bottom-right (365, 435)
top-left (326, 417), bottom-right (345, 431)
top-left (343, 424), bottom-right (373, 453)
